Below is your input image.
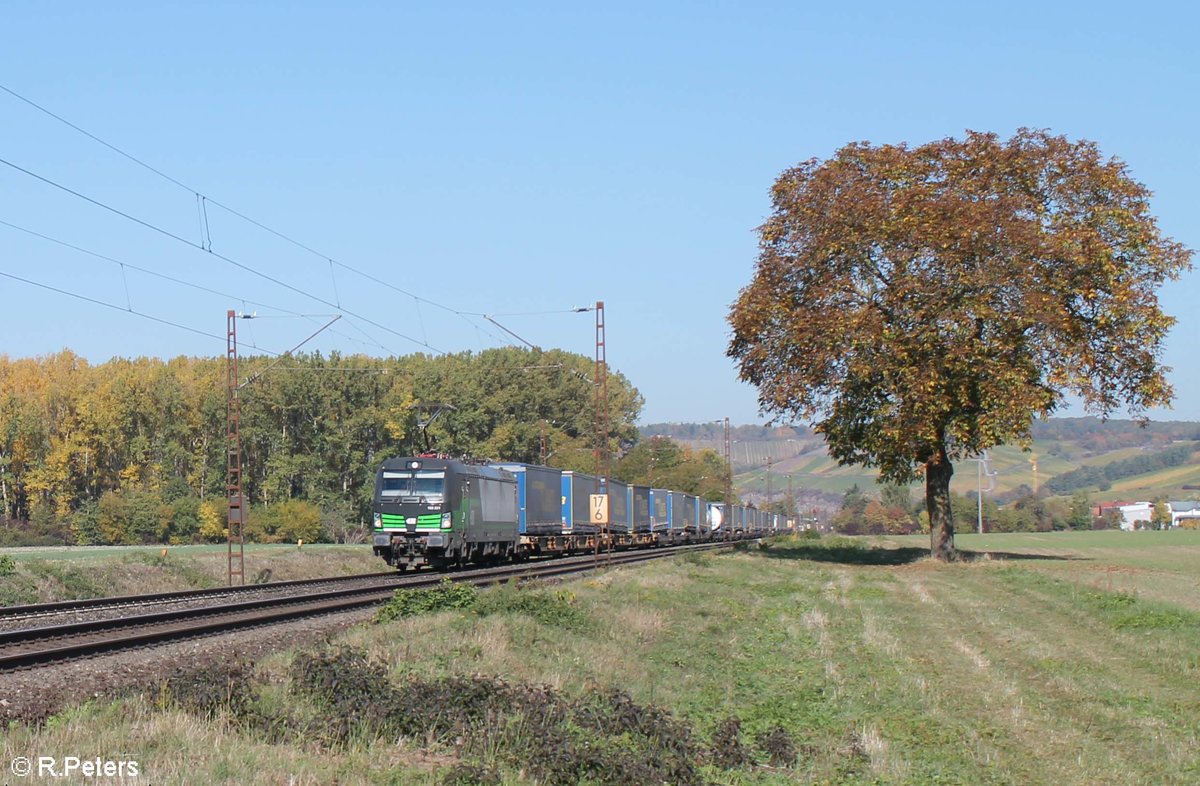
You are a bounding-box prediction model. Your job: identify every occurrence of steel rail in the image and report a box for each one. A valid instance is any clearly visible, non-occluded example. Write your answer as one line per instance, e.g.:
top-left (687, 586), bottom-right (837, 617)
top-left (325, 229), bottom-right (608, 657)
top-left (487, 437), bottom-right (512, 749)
top-left (0, 541), bottom-right (738, 670)
top-left (0, 570), bottom-right (401, 620)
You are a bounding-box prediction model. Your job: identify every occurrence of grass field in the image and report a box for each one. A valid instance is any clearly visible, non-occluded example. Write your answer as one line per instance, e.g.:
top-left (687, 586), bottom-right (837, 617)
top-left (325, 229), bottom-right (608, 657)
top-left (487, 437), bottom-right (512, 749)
top-left (882, 529), bottom-right (1200, 614)
top-left (5, 532), bottom-right (1200, 784)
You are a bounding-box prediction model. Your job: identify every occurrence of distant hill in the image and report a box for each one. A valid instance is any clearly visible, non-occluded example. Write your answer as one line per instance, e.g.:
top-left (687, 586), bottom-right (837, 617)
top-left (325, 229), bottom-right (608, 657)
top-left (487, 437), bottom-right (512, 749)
top-left (1027, 417), bottom-right (1200, 456)
top-left (641, 422), bottom-right (821, 471)
top-left (641, 418), bottom-right (1200, 511)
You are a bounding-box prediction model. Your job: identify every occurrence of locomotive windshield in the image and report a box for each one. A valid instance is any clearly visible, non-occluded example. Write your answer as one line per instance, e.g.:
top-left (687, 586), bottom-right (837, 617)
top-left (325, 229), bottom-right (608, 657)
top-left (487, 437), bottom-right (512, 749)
top-left (380, 470), bottom-right (445, 502)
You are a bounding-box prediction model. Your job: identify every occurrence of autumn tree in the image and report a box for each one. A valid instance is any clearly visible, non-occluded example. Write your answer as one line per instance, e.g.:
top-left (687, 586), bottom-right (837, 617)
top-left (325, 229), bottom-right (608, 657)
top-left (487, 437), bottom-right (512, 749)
top-left (0, 346), bottom-right (642, 543)
top-left (1066, 491), bottom-right (1094, 531)
top-left (728, 129), bottom-right (1191, 560)
top-left (615, 436), bottom-right (729, 500)
top-left (1151, 499), bottom-right (1173, 530)
top-left (408, 347), bottom-right (642, 470)
top-left (831, 485), bottom-right (869, 534)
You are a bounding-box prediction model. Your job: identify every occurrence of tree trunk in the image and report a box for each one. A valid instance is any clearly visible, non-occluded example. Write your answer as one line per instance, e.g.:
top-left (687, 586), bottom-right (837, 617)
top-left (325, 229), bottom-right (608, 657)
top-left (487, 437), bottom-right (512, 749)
top-left (926, 445), bottom-right (956, 561)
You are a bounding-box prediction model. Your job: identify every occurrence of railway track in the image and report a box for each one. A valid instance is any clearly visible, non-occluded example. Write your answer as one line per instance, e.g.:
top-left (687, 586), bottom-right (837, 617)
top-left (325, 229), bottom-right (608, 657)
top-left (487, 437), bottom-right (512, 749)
top-left (0, 541), bottom-right (738, 671)
top-left (0, 570), bottom-right (402, 632)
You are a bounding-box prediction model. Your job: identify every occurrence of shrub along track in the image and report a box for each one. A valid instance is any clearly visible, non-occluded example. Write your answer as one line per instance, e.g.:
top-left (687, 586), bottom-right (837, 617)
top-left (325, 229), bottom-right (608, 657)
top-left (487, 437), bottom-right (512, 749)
top-left (0, 541), bottom-right (737, 671)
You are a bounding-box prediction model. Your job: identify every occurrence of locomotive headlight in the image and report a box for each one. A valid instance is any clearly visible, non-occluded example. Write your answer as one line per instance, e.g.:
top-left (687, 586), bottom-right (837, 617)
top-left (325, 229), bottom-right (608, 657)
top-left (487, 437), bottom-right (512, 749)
top-left (373, 512), bottom-right (381, 528)
top-left (441, 512), bottom-right (452, 529)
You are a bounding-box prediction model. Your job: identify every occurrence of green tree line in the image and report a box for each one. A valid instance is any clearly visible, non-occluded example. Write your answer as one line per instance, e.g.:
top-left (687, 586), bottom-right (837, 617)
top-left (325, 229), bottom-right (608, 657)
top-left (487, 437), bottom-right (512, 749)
top-left (1030, 418), bottom-right (1200, 454)
top-left (828, 484), bottom-right (1101, 535)
top-left (0, 347), bottom-right (643, 545)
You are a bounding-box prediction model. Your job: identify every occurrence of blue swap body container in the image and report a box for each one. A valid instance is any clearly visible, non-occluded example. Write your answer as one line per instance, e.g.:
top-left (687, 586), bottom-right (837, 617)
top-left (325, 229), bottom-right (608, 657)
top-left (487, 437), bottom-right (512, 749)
top-left (489, 462), bottom-right (563, 536)
top-left (668, 491), bottom-right (700, 533)
top-left (604, 478), bottom-right (631, 533)
top-left (649, 489), bottom-right (670, 533)
top-left (561, 470), bottom-right (600, 534)
top-left (630, 485), bottom-right (652, 532)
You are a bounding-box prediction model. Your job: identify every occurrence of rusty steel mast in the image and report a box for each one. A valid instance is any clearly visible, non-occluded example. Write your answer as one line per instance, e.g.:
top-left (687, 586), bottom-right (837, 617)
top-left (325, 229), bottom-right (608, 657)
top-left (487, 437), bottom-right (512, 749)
top-left (224, 311), bottom-right (340, 586)
top-left (593, 301), bottom-right (608, 484)
top-left (593, 301), bottom-right (609, 555)
top-left (226, 310), bottom-right (245, 586)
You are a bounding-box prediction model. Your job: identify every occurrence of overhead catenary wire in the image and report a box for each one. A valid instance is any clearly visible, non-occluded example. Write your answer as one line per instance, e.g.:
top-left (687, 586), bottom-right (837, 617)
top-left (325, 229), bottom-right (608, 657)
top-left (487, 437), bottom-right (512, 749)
top-left (415, 297), bottom-right (428, 348)
top-left (328, 259), bottom-right (341, 309)
top-left (0, 266), bottom-right (393, 371)
top-left (254, 365), bottom-right (397, 373)
top-left (200, 196), bottom-right (212, 251)
top-left (323, 259), bottom-right (507, 345)
top-left (0, 155), bottom-right (444, 354)
top-left (0, 83), bottom-right (199, 193)
top-left (334, 315), bottom-right (405, 356)
top-left (0, 83), bottom-right (600, 358)
top-left (0, 269), bottom-right (275, 353)
top-left (0, 217), bottom-right (295, 315)
top-left (118, 263), bottom-right (132, 310)
top-left (0, 82), bottom-right (516, 347)
top-left (239, 315), bottom-right (341, 389)
top-left (0, 263), bottom-right (396, 365)
top-left (478, 308), bottom-right (595, 317)
top-left (484, 315), bottom-right (540, 351)
top-left (0, 216), bottom-right (391, 354)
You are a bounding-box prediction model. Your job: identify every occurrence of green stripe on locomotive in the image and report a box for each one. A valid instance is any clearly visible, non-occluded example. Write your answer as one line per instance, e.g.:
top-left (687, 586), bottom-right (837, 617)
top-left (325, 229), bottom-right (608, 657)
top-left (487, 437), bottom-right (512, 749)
top-left (377, 512), bottom-right (444, 529)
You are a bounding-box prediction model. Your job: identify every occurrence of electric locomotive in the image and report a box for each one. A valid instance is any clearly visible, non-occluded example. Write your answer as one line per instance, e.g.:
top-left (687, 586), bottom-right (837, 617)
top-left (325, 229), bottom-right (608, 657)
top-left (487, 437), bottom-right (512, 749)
top-left (372, 457), bottom-right (518, 570)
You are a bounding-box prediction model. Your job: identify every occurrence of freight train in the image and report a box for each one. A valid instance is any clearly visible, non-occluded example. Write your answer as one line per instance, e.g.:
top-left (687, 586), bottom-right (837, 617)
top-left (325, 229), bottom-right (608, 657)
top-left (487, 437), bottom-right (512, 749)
top-left (371, 456), bottom-right (786, 570)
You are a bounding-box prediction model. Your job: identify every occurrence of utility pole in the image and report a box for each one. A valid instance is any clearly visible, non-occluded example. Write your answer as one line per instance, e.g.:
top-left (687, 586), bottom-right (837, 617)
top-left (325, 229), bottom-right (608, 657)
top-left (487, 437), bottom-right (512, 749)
top-left (593, 300), bottom-right (608, 486)
top-left (226, 310), bottom-right (245, 586)
top-left (224, 310), bottom-right (340, 586)
top-left (968, 450), bottom-right (994, 535)
top-left (592, 301), bottom-right (609, 558)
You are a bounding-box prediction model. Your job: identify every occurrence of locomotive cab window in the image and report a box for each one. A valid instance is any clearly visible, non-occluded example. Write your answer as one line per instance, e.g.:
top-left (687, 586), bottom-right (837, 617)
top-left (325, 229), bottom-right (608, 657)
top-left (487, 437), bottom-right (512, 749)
top-left (380, 471), bottom-right (445, 502)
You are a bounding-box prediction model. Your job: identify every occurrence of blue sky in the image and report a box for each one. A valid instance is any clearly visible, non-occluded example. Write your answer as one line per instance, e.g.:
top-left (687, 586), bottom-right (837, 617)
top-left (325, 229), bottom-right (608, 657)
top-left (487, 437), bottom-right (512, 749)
top-left (2, 1), bottom-right (1196, 425)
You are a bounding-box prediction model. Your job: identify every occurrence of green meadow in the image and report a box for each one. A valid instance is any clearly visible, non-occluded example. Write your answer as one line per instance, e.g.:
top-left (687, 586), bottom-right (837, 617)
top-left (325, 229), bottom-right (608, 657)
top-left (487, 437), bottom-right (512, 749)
top-left (5, 531), bottom-right (1200, 784)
